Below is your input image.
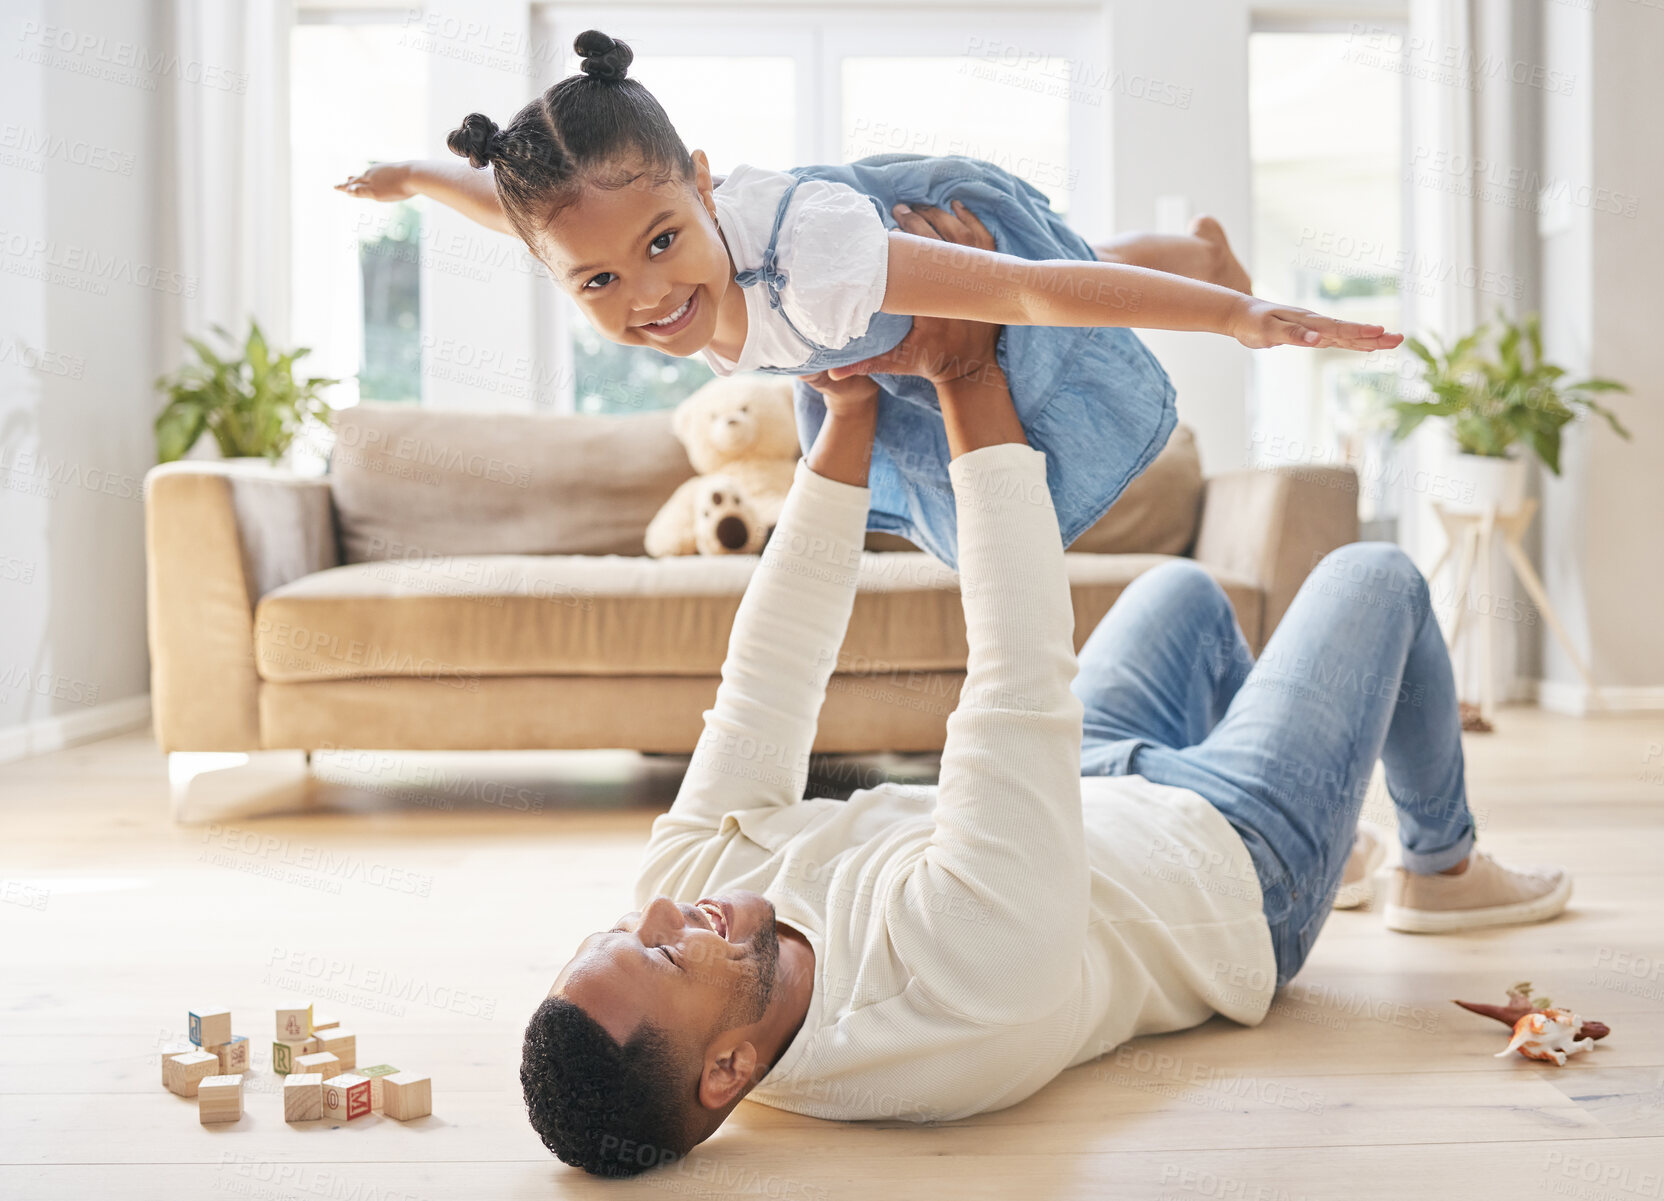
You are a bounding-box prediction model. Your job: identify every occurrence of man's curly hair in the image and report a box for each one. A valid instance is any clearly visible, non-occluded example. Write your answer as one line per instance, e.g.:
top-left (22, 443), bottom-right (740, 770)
top-left (521, 996), bottom-right (693, 1177)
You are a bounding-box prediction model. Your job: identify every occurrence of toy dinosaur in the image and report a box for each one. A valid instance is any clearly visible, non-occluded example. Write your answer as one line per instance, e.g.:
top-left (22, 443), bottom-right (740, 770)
top-left (1493, 1008), bottom-right (1596, 1065)
top-left (1453, 981), bottom-right (1611, 1061)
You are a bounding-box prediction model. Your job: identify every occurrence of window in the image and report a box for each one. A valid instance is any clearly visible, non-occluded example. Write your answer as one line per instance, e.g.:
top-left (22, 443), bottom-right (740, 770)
top-left (842, 55), bottom-right (1076, 214)
top-left (290, 19), bottom-right (429, 408)
top-left (1249, 27), bottom-right (1408, 537)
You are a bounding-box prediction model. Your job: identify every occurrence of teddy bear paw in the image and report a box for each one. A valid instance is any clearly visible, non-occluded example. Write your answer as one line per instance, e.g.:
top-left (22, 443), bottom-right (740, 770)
top-left (694, 477), bottom-right (765, 555)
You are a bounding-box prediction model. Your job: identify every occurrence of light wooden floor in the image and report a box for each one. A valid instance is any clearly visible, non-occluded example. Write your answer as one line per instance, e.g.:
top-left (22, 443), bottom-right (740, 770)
top-left (2, 707), bottom-right (1661, 1200)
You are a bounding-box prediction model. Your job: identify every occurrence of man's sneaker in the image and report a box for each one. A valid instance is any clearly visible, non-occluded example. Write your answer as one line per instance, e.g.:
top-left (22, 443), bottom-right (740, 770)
top-left (1333, 822), bottom-right (1388, 910)
top-left (1383, 850), bottom-right (1571, 933)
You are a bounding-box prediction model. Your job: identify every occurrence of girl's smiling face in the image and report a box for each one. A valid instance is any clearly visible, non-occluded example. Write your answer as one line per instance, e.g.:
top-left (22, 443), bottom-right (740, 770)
top-left (537, 148), bottom-right (733, 356)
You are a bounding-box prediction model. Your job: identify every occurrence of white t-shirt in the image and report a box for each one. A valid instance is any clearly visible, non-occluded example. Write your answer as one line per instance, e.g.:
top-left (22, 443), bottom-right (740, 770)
top-left (702, 165), bottom-right (892, 377)
top-left (637, 446), bottom-right (1278, 1123)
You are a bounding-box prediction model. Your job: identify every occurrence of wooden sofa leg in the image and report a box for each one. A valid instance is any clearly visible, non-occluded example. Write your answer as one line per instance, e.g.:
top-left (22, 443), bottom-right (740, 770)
top-left (167, 751), bottom-right (312, 825)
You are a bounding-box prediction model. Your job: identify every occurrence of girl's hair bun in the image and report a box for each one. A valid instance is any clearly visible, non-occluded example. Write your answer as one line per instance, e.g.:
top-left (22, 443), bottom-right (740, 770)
top-left (447, 112), bottom-right (501, 169)
top-left (574, 30), bottom-right (632, 82)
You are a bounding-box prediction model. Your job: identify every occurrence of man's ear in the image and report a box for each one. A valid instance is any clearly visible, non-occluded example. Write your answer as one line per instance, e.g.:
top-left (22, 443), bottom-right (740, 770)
top-left (697, 1038), bottom-right (758, 1111)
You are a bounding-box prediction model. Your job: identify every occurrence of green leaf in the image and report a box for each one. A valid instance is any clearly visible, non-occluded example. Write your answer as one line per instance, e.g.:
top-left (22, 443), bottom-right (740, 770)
top-left (155, 401), bottom-right (206, 463)
top-left (1530, 428), bottom-right (1561, 475)
top-left (1565, 377), bottom-right (1630, 394)
top-left (1404, 336), bottom-right (1438, 371)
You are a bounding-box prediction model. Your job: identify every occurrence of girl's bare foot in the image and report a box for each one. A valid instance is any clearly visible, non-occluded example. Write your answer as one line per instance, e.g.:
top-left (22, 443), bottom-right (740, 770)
top-left (1190, 215), bottom-right (1253, 294)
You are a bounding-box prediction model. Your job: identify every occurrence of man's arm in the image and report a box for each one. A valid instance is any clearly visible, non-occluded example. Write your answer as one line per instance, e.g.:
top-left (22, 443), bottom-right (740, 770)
top-left (898, 367), bottom-right (1092, 1022)
top-left (642, 394), bottom-right (877, 866)
top-left (833, 203), bottom-right (1091, 1019)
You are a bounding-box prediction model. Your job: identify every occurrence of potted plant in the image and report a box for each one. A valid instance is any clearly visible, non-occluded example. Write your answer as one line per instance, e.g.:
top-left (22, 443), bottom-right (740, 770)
top-left (154, 320), bottom-right (341, 464)
top-left (1390, 310), bottom-right (1631, 513)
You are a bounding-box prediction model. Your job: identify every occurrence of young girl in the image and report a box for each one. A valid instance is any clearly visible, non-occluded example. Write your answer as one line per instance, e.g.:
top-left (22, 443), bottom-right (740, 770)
top-left (338, 30), bottom-right (1400, 568)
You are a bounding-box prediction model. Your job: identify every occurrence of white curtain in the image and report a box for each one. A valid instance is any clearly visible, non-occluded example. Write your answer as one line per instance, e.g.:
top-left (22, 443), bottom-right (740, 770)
top-left (1404, 0), bottom-right (1545, 702)
top-left (171, 0), bottom-right (293, 347)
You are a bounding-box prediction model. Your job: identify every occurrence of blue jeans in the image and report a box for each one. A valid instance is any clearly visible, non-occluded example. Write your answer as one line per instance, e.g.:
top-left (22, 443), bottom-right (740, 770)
top-left (1074, 545), bottom-right (1476, 985)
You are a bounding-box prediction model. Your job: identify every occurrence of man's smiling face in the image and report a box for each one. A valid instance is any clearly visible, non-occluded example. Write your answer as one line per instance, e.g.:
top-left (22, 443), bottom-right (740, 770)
top-left (552, 890), bottom-right (782, 1048)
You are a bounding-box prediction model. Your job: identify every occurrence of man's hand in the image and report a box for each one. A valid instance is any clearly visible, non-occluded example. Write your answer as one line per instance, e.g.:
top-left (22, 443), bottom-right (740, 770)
top-left (796, 370), bottom-right (879, 419)
top-left (829, 200), bottom-right (1005, 386)
top-left (1229, 296), bottom-right (1404, 352)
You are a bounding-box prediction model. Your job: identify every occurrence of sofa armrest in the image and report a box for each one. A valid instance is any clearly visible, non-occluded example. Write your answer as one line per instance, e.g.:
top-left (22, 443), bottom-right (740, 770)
top-left (1191, 465), bottom-right (1359, 649)
top-left (144, 462), bottom-right (338, 751)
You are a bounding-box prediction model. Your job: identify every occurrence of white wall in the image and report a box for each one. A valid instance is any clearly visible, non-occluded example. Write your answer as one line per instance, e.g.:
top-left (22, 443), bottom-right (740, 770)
top-left (1537, 0), bottom-right (1664, 709)
top-left (0, 0), bottom-right (176, 747)
top-left (1106, 0), bottom-right (1253, 474)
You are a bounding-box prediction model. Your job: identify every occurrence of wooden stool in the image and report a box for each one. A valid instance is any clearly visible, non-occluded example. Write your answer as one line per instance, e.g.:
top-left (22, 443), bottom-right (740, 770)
top-left (1425, 499), bottom-right (1601, 723)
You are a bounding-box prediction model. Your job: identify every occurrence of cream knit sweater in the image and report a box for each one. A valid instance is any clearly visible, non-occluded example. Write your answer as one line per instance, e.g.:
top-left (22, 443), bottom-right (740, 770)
top-left (637, 444), bottom-right (1277, 1122)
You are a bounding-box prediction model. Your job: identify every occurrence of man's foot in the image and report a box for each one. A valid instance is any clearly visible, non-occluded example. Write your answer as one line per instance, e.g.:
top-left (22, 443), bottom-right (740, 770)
top-left (1190, 215), bottom-right (1253, 294)
top-left (1382, 851), bottom-right (1571, 933)
top-left (1333, 822), bottom-right (1388, 910)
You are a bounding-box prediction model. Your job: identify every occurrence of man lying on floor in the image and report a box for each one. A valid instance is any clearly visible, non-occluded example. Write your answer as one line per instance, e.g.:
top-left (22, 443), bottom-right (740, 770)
top-left (522, 207), bottom-right (1571, 1179)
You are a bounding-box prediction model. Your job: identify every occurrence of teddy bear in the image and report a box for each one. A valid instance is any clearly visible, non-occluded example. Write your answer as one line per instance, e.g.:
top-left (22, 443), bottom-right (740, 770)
top-left (645, 374), bottom-right (800, 557)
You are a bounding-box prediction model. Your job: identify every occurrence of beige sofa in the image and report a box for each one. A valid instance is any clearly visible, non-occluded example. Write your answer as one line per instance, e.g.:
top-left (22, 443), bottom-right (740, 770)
top-left (144, 403), bottom-right (1358, 758)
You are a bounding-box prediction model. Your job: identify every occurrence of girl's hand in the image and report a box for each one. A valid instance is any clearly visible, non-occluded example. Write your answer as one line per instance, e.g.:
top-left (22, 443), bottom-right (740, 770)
top-left (798, 370), bottom-right (880, 419)
top-left (334, 161), bottom-right (416, 202)
top-left (1230, 297), bottom-right (1404, 352)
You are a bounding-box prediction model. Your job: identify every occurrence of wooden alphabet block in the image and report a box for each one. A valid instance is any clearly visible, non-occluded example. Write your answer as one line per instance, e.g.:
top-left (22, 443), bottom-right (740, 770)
top-left (211, 1035), bottom-right (249, 1074)
top-left (189, 1007), bottom-right (232, 1048)
top-left (381, 1072), bottom-right (431, 1121)
top-left (165, 1050), bottom-right (221, 1097)
top-left (315, 1028), bottom-right (355, 1072)
top-left (293, 1050), bottom-right (340, 1079)
top-left (276, 1004), bottom-right (313, 1041)
top-left (198, 1074), bottom-right (243, 1124)
top-left (311, 1013), bottom-right (339, 1033)
top-left (321, 1073), bottom-right (371, 1121)
top-left (160, 1041), bottom-right (195, 1085)
top-left (271, 1037), bottom-right (319, 1075)
top-left (283, 1072), bottom-right (324, 1122)
top-left (356, 1064), bottom-right (400, 1111)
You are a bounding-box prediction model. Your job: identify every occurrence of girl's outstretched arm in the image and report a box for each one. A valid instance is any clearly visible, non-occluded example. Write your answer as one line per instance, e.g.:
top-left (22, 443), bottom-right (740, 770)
top-left (335, 159), bottom-right (515, 237)
top-left (881, 218), bottom-right (1402, 353)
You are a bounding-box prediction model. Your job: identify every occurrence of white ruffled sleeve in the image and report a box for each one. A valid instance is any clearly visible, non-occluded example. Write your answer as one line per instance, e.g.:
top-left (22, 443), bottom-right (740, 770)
top-left (775, 180), bottom-right (890, 351)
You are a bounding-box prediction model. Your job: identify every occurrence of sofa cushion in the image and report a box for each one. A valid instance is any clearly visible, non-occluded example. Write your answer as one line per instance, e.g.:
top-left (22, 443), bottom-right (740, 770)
top-left (253, 552), bottom-right (1263, 682)
top-left (329, 403), bottom-right (696, 562)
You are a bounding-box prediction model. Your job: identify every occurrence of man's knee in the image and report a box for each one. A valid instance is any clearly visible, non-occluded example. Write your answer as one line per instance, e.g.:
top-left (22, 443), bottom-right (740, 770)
top-left (1130, 559), bottom-right (1229, 611)
top-left (1313, 542), bottom-right (1429, 610)
top-left (1113, 561), bottom-right (1240, 666)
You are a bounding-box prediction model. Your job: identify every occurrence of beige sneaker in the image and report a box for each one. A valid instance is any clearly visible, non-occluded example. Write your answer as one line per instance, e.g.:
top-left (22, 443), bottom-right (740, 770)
top-left (1333, 822), bottom-right (1388, 910)
top-left (1383, 850), bottom-right (1572, 933)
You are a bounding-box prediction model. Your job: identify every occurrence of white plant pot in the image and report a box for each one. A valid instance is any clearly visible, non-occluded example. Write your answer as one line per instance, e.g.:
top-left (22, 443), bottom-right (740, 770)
top-left (1445, 451), bottom-right (1528, 515)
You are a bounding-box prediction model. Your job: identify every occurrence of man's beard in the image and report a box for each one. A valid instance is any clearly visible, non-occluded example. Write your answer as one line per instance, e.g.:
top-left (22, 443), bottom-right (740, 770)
top-left (721, 899), bottom-right (780, 1029)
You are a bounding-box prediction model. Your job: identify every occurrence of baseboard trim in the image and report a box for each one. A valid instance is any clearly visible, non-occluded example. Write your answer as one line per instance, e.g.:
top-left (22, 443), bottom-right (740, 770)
top-left (0, 694), bottom-right (152, 764)
top-left (1529, 679), bottom-right (1664, 716)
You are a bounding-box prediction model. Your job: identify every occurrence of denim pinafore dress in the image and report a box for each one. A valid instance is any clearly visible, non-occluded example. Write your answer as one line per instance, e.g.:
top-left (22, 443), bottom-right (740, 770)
top-left (736, 153), bottom-right (1177, 569)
